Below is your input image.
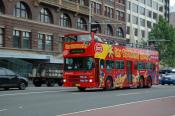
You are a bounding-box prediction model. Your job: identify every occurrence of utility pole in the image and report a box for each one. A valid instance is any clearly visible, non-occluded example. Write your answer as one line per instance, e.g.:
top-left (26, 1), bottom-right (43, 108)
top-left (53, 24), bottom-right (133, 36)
top-left (88, 0), bottom-right (92, 32)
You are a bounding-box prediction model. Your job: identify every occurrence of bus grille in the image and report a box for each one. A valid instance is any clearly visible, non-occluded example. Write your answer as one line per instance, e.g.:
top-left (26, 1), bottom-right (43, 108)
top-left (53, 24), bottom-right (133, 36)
top-left (68, 76), bottom-right (80, 83)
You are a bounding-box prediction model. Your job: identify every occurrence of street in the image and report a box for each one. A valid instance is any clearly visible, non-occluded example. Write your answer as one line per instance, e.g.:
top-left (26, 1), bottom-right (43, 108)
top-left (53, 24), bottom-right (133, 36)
top-left (0, 85), bottom-right (175, 116)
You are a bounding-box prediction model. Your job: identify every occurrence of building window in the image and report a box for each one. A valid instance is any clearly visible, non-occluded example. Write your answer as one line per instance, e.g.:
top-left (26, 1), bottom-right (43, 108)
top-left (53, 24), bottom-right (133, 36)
top-left (141, 30), bottom-right (145, 38)
top-left (119, 0), bottom-right (125, 4)
top-left (127, 1), bottom-right (131, 10)
top-left (153, 1), bottom-right (158, 10)
top-left (76, 18), bottom-right (87, 30)
top-left (38, 33), bottom-right (44, 50)
top-left (96, 3), bottom-right (101, 15)
top-left (140, 18), bottom-right (145, 27)
top-left (38, 33), bottom-right (53, 51)
top-left (45, 35), bottom-right (52, 51)
top-left (107, 25), bottom-right (113, 36)
top-left (0, 0), bottom-right (4, 15)
top-left (13, 30), bottom-right (20, 48)
top-left (60, 14), bottom-right (71, 27)
top-left (140, 6), bottom-right (145, 15)
top-left (91, 2), bottom-right (102, 15)
top-left (127, 14), bottom-right (130, 22)
top-left (153, 12), bottom-right (157, 20)
top-left (147, 10), bottom-right (152, 18)
top-left (0, 28), bottom-right (4, 47)
top-left (116, 10), bottom-right (125, 21)
top-left (105, 6), bottom-right (114, 18)
top-left (13, 30), bottom-right (32, 49)
top-left (134, 28), bottom-right (138, 36)
top-left (40, 8), bottom-right (52, 24)
top-left (126, 26), bottom-right (130, 34)
top-left (13, 2), bottom-right (30, 19)
top-left (22, 31), bottom-right (30, 49)
top-left (140, 0), bottom-right (145, 4)
top-left (132, 15), bottom-right (138, 25)
top-left (78, 0), bottom-right (85, 5)
top-left (116, 27), bottom-right (124, 38)
top-left (147, 21), bottom-right (152, 28)
top-left (132, 3), bottom-right (138, 13)
top-left (146, 0), bottom-right (152, 7)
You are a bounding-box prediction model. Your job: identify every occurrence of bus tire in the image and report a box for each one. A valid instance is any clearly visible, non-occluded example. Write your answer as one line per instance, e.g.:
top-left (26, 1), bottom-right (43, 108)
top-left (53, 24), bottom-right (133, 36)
top-left (104, 77), bottom-right (113, 90)
top-left (146, 76), bottom-right (152, 88)
top-left (33, 78), bottom-right (42, 87)
top-left (139, 77), bottom-right (144, 88)
top-left (77, 87), bottom-right (86, 91)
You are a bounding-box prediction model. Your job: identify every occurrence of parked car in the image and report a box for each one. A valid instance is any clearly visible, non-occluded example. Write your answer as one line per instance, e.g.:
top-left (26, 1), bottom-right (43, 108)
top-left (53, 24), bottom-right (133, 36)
top-left (159, 73), bottom-right (175, 85)
top-left (0, 67), bottom-right (28, 90)
top-left (159, 68), bottom-right (175, 82)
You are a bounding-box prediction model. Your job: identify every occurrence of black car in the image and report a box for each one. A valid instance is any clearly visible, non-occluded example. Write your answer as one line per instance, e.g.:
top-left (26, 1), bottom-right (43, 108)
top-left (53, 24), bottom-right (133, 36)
top-left (0, 67), bottom-right (28, 90)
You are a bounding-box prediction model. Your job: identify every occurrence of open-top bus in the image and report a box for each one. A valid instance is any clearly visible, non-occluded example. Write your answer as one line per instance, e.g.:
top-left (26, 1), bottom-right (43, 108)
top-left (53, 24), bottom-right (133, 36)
top-left (63, 32), bottom-right (159, 91)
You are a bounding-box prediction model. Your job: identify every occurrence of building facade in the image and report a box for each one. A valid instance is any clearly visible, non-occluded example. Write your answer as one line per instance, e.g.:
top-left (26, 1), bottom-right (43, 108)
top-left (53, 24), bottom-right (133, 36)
top-left (170, 12), bottom-right (175, 27)
top-left (0, 0), bottom-right (126, 75)
top-left (126, 0), bottom-right (169, 45)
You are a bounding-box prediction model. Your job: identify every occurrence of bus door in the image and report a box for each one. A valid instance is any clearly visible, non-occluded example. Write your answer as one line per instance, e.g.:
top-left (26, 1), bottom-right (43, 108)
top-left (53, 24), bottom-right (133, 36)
top-left (127, 61), bottom-right (132, 84)
top-left (95, 59), bottom-right (100, 83)
top-left (99, 59), bottom-right (105, 87)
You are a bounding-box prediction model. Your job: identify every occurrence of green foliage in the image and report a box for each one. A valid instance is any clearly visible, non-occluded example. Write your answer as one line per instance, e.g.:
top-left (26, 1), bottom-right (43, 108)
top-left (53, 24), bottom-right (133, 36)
top-left (149, 17), bottom-right (175, 67)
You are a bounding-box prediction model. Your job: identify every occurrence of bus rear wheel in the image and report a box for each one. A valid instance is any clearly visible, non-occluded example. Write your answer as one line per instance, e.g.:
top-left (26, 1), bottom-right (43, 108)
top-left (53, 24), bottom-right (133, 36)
top-left (146, 77), bottom-right (152, 88)
top-left (139, 77), bottom-right (144, 88)
top-left (104, 77), bottom-right (113, 90)
top-left (77, 87), bottom-right (86, 91)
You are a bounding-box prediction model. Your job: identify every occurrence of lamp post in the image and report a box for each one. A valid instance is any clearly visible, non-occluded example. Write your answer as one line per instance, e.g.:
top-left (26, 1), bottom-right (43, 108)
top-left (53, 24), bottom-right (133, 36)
top-left (88, 0), bottom-right (92, 32)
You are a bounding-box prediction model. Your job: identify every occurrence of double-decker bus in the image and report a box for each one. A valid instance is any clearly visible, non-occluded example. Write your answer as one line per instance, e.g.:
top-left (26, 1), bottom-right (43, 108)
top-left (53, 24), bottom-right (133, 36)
top-left (63, 32), bottom-right (159, 91)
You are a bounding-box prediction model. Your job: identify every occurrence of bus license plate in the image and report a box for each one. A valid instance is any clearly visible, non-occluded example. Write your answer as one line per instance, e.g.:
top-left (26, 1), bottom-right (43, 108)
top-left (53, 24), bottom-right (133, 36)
top-left (75, 84), bottom-right (80, 87)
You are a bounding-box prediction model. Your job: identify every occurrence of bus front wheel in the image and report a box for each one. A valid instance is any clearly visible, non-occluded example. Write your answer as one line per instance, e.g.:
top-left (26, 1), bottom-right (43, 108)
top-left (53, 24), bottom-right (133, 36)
top-left (77, 87), bottom-right (86, 92)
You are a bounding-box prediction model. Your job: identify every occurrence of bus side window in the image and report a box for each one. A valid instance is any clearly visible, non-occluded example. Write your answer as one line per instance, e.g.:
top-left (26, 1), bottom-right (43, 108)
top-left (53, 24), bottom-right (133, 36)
top-left (106, 60), bottom-right (114, 70)
top-left (100, 59), bottom-right (105, 69)
top-left (116, 60), bottom-right (124, 69)
top-left (106, 60), bottom-right (110, 70)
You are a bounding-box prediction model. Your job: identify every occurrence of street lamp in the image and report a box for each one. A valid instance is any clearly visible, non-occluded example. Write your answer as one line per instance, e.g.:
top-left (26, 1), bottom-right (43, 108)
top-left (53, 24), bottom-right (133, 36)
top-left (88, 0), bottom-right (92, 32)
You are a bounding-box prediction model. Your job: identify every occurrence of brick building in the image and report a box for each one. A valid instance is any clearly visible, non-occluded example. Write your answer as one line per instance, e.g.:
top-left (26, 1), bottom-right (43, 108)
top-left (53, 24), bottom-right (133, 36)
top-left (0, 0), bottom-right (126, 75)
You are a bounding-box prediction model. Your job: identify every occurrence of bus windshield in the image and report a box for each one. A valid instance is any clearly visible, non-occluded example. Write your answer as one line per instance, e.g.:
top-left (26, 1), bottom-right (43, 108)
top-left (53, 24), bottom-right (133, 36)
top-left (64, 57), bottom-right (94, 71)
top-left (64, 34), bottom-right (92, 42)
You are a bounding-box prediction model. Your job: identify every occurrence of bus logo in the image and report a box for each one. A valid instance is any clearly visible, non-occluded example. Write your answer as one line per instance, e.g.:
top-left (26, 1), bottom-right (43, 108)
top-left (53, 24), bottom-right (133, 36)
top-left (95, 43), bottom-right (103, 53)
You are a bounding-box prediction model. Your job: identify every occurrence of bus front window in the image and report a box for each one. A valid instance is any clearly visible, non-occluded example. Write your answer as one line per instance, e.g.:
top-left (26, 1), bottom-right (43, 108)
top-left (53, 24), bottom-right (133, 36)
top-left (64, 34), bottom-right (92, 42)
top-left (64, 57), bottom-right (94, 71)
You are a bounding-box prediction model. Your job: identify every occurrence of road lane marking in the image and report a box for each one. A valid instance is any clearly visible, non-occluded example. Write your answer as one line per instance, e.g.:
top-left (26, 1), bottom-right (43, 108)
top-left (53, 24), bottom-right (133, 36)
top-left (57, 95), bottom-right (175, 116)
top-left (0, 90), bottom-right (67, 97)
top-left (116, 91), bottom-right (149, 96)
top-left (0, 109), bottom-right (8, 112)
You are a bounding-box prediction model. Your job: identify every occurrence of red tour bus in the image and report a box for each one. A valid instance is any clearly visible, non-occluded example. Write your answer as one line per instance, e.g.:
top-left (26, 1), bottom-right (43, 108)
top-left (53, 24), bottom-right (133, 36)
top-left (63, 32), bottom-right (159, 91)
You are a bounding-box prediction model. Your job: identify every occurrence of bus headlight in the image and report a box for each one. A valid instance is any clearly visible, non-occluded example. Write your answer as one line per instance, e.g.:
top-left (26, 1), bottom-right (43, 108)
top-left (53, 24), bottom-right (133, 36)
top-left (63, 79), bottom-right (66, 83)
top-left (89, 79), bottom-right (93, 83)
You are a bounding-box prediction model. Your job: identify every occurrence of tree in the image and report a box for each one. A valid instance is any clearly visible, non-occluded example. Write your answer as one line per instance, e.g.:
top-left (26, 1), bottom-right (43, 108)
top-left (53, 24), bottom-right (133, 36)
top-left (149, 16), bottom-right (175, 67)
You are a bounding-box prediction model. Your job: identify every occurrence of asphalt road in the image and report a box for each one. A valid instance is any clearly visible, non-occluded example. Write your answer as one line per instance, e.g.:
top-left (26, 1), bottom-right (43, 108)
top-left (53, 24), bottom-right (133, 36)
top-left (0, 85), bottom-right (175, 116)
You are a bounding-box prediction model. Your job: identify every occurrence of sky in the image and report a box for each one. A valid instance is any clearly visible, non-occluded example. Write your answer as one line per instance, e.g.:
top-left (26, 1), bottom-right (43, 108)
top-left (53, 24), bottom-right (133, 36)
top-left (170, 0), bottom-right (175, 5)
top-left (170, 0), bottom-right (175, 12)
